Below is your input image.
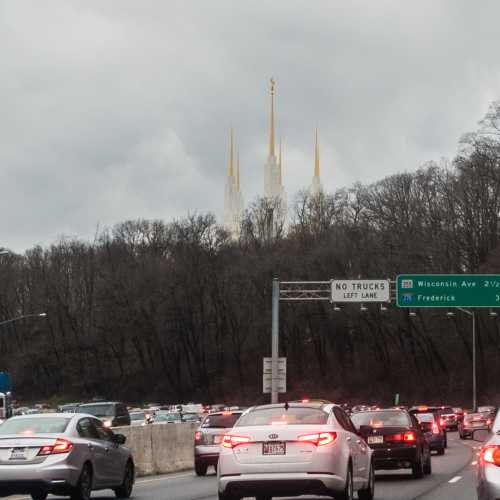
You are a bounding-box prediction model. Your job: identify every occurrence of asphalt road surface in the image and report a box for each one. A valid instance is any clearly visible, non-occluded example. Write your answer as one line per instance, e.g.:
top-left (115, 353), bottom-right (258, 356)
top-left (12, 433), bottom-right (480, 500)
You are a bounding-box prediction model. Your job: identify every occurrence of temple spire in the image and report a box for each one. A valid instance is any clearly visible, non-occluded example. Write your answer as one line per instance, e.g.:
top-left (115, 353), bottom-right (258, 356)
top-left (314, 128), bottom-right (320, 178)
top-left (228, 129), bottom-right (234, 177)
top-left (269, 78), bottom-right (276, 158)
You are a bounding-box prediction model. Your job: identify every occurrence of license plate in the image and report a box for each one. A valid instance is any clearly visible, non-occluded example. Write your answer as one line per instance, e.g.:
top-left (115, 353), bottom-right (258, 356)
top-left (10, 448), bottom-right (27, 460)
top-left (213, 435), bottom-right (221, 444)
top-left (368, 436), bottom-right (384, 444)
top-left (263, 441), bottom-right (286, 455)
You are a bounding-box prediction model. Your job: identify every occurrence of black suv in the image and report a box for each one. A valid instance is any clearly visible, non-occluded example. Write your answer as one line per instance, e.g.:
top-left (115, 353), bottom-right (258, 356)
top-left (79, 401), bottom-right (131, 427)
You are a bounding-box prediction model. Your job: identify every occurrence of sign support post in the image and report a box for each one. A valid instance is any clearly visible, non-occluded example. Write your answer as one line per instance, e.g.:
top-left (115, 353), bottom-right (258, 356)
top-left (271, 277), bottom-right (280, 404)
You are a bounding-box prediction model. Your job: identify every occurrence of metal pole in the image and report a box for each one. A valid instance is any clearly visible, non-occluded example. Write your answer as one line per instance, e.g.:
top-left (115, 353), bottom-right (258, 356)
top-left (271, 277), bottom-right (280, 404)
top-left (472, 312), bottom-right (477, 412)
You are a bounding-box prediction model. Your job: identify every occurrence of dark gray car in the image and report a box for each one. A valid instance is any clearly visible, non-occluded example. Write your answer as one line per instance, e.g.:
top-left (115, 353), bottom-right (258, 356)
top-left (0, 413), bottom-right (134, 500)
top-left (78, 402), bottom-right (131, 428)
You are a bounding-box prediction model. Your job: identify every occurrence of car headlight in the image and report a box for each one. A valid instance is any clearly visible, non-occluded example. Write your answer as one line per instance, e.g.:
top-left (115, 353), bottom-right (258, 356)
top-left (103, 420), bottom-right (112, 428)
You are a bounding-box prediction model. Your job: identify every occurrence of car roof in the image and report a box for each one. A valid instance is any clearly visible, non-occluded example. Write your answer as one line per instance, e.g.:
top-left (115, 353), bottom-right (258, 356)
top-left (246, 402), bottom-right (333, 412)
top-left (205, 410), bottom-right (243, 416)
top-left (79, 402), bottom-right (121, 406)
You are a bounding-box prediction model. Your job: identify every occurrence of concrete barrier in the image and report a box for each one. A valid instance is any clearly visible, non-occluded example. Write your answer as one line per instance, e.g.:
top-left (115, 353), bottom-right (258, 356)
top-left (114, 423), bottom-right (197, 476)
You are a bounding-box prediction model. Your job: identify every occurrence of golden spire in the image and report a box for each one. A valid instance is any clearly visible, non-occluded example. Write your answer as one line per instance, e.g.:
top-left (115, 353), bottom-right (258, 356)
top-left (314, 128), bottom-right (320, 178)
top-left (269, 78), bottom-right (276, 158)
top-left (237, 151), bottom-right (241, 192)
top-left (278, 137), bottom-right (283, 186)
top-left (228, 128), bottom-right (234, 177)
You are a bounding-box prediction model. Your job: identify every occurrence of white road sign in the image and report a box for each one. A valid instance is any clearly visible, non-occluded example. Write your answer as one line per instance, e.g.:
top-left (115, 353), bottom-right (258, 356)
top-left (263, 357), bottom-right (286, 393)
top-left (331, 279), bottom-right (390, 303)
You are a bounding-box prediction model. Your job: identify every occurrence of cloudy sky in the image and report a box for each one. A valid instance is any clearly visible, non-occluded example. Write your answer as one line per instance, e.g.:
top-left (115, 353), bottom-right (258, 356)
top-left (2, 0), bottom-right (500, 251)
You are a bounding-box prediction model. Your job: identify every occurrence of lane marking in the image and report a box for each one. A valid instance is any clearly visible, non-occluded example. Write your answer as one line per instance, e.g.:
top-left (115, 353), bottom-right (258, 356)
top-left (136, 472), bottom-right (196, 485)
top-left (449, 476), bottom-right (462, 483)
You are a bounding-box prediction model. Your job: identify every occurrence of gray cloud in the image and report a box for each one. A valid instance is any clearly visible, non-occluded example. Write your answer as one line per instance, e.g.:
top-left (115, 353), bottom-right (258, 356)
top-left (2, 0), bottom-right (500, 251)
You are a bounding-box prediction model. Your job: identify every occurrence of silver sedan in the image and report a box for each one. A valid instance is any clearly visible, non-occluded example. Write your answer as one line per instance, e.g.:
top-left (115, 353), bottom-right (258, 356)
top-left (476, 411), bottom-right (500, 500)
top-left (217, 402), bottom-right (374, 500)
top-left (0, 413), bottom-right (134, 500)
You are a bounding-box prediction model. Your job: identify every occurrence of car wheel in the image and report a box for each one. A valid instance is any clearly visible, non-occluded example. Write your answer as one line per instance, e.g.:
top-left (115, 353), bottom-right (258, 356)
top-left (459, 433), bottom-right (464, 440)
top-left (337, 464), bottom-right (354, 500)
top-left (412, 455), bottom-right (424, 479)
top-left (256, 496), bottom-right (272, 500)
top-left (358, 462), bottom-right (375, 500)
top-left (437, 445), bottom-right (445, 456)
top-left (71, 463), bottom-right (92, 500)
top-left (114, 461), bottom-right (134, 498)
top-left (31, 493), bottom-right (48, 500)
top-left (195, 461), bottom-right (208, 476)
top-left (218, 492), bottom-right (240, 500)
top-left (424, 455), bottom-right (432, 475)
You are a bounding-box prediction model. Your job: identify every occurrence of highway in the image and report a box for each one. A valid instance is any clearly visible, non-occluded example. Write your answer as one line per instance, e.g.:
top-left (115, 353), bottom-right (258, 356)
top-left (28, 433), bottom-right (478, 500)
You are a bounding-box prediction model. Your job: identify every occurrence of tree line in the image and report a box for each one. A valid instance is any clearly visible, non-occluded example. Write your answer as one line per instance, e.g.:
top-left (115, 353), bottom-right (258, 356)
top-left (2, 104), bottom-right (500, 408)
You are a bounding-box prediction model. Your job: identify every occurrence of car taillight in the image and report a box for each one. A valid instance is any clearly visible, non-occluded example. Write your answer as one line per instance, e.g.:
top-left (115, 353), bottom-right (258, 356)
top-left (487, 419), bottom-right (492, 426)
top-left (404, 432), bottom-right (416, 442)
top-left (297, 432), bottom-right (337, 446)
top-left (38, 438), bottom-right (73, 456)
top-left (464, 421), bottom-right (469, 427)
top-left (432, 423), bottom-right (440, 435)
top-left (194, 431), bottom-right (202, 442)
top-left (221, 435), bottom-right (251, 448)
top-left (482, 446), bottom-right (500, 467)
top-left (439, 419), bottom-right (445, 427)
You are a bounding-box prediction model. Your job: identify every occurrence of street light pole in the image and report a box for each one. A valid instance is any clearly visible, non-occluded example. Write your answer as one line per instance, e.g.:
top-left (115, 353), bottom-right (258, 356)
top-left (0, 313), bottom-right (47, 328)
top-left (457, 307), bottom-right (477, 412)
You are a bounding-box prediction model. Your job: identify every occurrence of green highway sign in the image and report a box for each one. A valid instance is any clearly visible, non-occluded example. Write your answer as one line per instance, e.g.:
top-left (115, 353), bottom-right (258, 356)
top-left (396, 274), bottom-right (500, 308)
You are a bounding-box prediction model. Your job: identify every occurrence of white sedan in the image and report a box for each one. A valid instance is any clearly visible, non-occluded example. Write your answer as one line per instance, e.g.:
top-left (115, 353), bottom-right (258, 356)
top-left (217, 402), bottom-right (374, 500)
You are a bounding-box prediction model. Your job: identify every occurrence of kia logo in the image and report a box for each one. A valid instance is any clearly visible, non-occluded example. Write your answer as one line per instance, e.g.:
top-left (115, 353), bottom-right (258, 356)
top-left (269, 433), bottom-right (279, 440)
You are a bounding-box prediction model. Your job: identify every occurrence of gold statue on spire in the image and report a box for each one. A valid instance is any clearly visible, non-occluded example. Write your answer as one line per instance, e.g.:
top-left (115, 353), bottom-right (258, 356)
top-left (228, 129), bottom-right (234, 177)
top-left (314, 128), bottom-right (320, 178)
top-left (269, 78), bottom-right (276, 158)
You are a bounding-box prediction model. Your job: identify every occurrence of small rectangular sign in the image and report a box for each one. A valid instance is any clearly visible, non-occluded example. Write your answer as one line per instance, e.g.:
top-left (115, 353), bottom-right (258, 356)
top-left (396, 274), bottom-right (500, 308)
top-left (331, 280), bottom-right (390, 303)
top-left (263, 357), bottom-right (286, 374)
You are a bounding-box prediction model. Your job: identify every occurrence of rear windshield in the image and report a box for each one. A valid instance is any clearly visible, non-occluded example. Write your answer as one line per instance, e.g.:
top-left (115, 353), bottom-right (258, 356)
top-left (236, 407), bottom-right (328, 427)
top-left (465, 413), bottom-right (485, 421)
top-left (80, 404), bottom-right (115, 417)
top-left (351, 411), bottom-right (411, 428)
top-left (0, 417), bottom-right (71, 435)
top-left (130, 412), bottom-right (145, 420)
top-left (201, 413), bottom-right (241, 429)
top-left (415, 413), bottom-right (435, 423)
top-left (440, 407), bottom-right (453, 414)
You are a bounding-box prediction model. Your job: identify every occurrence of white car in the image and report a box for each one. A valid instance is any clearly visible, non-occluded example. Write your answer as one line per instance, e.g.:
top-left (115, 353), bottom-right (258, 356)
top-left (217, 402), bottom-right (374, 500)
top-left (475, 412), bottom-right (500, 500)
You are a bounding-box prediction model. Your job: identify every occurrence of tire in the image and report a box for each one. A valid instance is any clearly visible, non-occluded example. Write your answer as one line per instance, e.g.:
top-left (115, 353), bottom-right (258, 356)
top-left (114, 461), bottom-right (134, 498)
top-left (358, 462), bottom-right (375, 500)
top-left (195, 461), bottom-right (208, 476)
top-left (412, 455), bottom-right (424, 479)
top-left (437, 446), bottom-right (445, 456)
top-left (424, 455), bottom-right (432, 475)
top-left (256, 497), bottom-right (272, 500)
top-left (337, 463), bottom-right (354, 500)
top-left (31, 493), bottom-right (48, 500)
top-left (459, 433), bottom-right (464, 440)
top-left (218, 492), bottom-right (240, 500)
top-left (71, 463), bottom-right (92, 500)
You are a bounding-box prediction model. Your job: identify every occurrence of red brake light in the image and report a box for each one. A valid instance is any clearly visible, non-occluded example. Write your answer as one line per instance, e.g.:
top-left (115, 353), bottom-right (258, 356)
top-left (418, 406), bottom-right (428, 411)
top-left (482, 446), bottom-right (500, 466)
top-left (439, 419), bottom-right (445, 427)
top-left (194, 431), bottom-right (202, 441)
top-left (404, 432), bottom-right (416, 442)
top-left (221, 435), bottom-right (250, 448)
top-left (302, 399), bottom-right (310, 403)
top-left (487, 419), bottom-right (492, 426)
top-left (432, 423), bottom-right (439, 435)
top-left (38, 438), bottom-right (73, 456)
top-left (464, 421), bottom-right (469, 427)
top-left (298, 432), bottom-right (337, 446)
top-left (222, 411), bottom-right (233, 416)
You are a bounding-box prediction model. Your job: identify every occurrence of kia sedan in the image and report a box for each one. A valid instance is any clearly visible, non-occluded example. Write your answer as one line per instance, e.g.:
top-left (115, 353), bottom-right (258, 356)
top-left (217, 402), bottom-right (374, 500)
top-left (475, 412), bottom-right (500, 500)
top-left (0, 413), bottom-right (134, 500)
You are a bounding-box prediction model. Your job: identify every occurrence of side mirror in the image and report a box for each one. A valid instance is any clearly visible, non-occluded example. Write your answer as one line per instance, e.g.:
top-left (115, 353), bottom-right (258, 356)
top-left (112, 433), bottom-right (127, 445)
top-left (472, 429), bottom-right (490, 443)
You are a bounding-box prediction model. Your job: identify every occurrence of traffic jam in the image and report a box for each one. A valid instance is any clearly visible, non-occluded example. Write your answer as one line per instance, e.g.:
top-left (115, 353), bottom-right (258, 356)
top-left (0, 397), bottom-right (498, 499)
